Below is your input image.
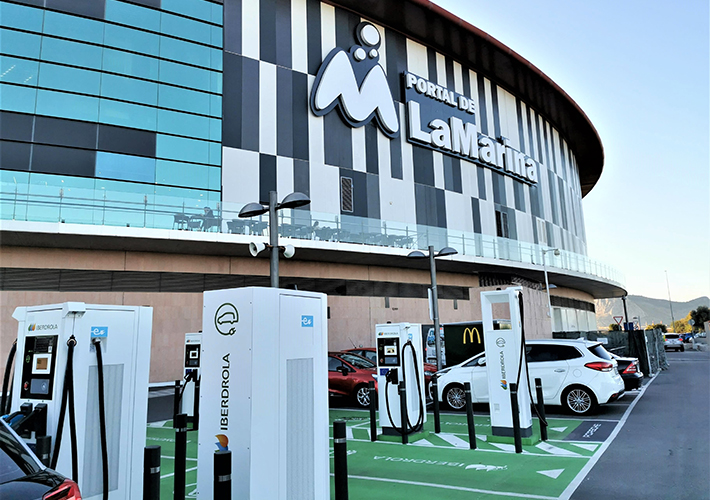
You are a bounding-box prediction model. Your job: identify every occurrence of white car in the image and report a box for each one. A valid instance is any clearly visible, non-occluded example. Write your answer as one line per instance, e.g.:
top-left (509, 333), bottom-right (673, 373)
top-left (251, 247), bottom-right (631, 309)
top-left (434, 339), bottom-right (625, 415)
top-left (663, 333), bottom-right (684, 352)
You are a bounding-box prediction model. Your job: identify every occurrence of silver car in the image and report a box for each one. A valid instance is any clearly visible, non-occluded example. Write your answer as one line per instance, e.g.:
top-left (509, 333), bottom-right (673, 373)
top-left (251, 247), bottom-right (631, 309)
top-left (663, 333), bottom-right (684, 352)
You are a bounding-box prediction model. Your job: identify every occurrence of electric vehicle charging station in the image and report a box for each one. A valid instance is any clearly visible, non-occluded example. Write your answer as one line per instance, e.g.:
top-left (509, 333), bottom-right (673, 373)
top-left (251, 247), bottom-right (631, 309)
top-left (197, 287), bottom-right (329, 500)
top-left (375, 323), bottom-right (426, 436)
top-left (481, 287), bottom-right (533, 438)
top-left (181, 332), bottom-right (201, 419)
top-left (11, 302), bottom-right (152, 499)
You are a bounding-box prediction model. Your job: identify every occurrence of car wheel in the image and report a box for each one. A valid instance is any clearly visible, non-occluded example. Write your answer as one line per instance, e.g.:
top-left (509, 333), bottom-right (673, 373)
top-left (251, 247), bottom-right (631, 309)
top-left (562, 386), bottom-right (598, 416)
top-left (680, 345), bottom-right (685, 352)
top-left (444, 384), bottom-right (466, 410)
top-left (354, 385), bottom-right (371, 408)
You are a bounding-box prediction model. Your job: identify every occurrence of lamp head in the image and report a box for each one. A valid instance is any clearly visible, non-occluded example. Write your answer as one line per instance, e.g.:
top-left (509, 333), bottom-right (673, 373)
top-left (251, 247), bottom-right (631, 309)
top-left (249, 241), bottom-right (267, 257)
top-left (239, 202), bottom-right (268, 218)
top-left (436, 247), bottom-right (458, 258)
top-left (282, 244), bottom-right (296, 259)
top-left (407, 250), bottom-right (427, 259)
top-left (278, 192), bottom-right (311, 210)
top-left (553, 248), bottom-right (560, 257)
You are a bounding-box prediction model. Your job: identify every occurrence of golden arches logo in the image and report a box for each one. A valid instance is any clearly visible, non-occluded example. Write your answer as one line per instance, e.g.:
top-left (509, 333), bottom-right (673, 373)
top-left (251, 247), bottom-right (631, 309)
top-left (463, 327), bottom-right (481, 345)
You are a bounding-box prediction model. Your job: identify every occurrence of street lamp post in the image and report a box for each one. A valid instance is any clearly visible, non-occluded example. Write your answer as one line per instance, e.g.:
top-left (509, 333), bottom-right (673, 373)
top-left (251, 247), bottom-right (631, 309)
top-left (542, 248), bottom-right (560, 331)
top-left (239, 190), bottom-right (311, 288)
top-left (408, 245), bottom-right (458, 371)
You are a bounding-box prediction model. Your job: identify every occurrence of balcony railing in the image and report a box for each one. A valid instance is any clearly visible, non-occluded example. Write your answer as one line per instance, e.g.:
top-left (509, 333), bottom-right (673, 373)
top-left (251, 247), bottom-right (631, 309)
top-left (0, 182), bottom-right (625, 286)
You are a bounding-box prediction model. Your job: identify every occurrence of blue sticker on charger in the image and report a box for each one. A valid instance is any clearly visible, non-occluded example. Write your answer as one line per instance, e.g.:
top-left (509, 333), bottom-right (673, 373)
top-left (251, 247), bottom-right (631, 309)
top-left (301, 315), bottom-right (314, 327)
top-left (91, 326), bottom-right (108, 338)
top-left (380, 368), bottom-right (389, 376)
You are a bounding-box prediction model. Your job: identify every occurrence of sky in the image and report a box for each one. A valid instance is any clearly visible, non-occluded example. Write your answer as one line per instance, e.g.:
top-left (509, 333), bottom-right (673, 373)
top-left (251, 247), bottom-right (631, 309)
top-left (432, 0), bottom-right (710, 303)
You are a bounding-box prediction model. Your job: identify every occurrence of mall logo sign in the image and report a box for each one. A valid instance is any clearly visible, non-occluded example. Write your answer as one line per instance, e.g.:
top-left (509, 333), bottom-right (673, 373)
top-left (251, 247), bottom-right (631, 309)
top-left (310, 22), bottom-right (399, 138)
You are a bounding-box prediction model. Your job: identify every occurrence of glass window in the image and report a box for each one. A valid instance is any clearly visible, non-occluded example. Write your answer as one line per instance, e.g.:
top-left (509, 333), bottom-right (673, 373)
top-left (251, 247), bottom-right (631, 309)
top-left (34, 115), bottom-right (98, 149)
top-left (328, 357), bottom-right (344, 372)
top-left (0, 2), bottom-right (44, 33)
top-left (208, 165), bottom-right (220, 191)
top-left (155, 159), bottom-right (210, 189)
top-left (156, 134), bottom-right (209, 164)
top-left (210, 26), bottom-right (223, 48)
top-left (98, 123), bottom-right (156, 157)
top-left (104, 24), bottom-right (159, 57)
top-left (159, 36), bottom-right (211, 68)
top-left (157, 84), bottom-right (210, 115)
top-left (162, 0), bottom-right (214, 23)
top-left (160, 12), bottom-right (211, 45)
top-left (211, 3), bottom-right (223, 25)
top-left (208, 118), bottom-right (221, 142)
top-left (1, 169), bottom-right (30, 186)
top-left (0, 140), bottom-right (31, 171)
top-left (210, 71), bottom-right (222, 94)
top-left (0, 84), bottom-right (37, 114)
top-left (209, 94), bottom-right (222, 118)
top-left (102, 48), bottom-right (159, 81)
top-left (105, 0), bottom-right (161, 33)
top-left (40, 37), bottom-right (103, 70)
top-left (157, 109), bottom-right (210, 140)
top-left (0, 29), bottom-right (42, 59)
top-left (38, 63), bottom-right (101, 95)
top-left (588, 344), bottom-right (613, 361)
top-left (0, 56), bottom-right (39, 86)
top-left (208, 141), bottom-right (221, 166)
top-left (36, 89), bottom-right (99, 122)
top-left (154, 184), bottom-right (210, 210)
top-left (43, 10), bottom-right (104, 44)
top-left (99, 99), bottom-right (157, 130)
top-left (209, 47), bottom-right (222, 71)
top-left (96, 151), bottom-right (156, 183)
top-left (31, 144), bottom-right (96, 177)
top-left (100, 73), bottom-right (157, 106)
top-left (158, 60), bottom-right (211, 91)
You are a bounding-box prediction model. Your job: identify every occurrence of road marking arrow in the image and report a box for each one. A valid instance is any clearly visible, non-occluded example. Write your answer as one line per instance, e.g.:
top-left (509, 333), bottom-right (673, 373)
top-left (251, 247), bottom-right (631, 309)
top-left (537, 469), bottom-right (565, 479)
top-left (550, 426), bottom-right (568, 432)
top-left (570, 442), bottom-right (598, 452)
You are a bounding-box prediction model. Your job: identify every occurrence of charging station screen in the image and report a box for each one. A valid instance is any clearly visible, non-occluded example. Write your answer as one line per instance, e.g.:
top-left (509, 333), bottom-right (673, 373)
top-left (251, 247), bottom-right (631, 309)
top-left (30, 378), bottom-right (50, 395)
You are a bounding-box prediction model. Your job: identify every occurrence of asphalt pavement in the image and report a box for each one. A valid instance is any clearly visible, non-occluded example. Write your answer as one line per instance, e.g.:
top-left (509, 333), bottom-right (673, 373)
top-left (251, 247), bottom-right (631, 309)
top-left (570, 349), bottom-right (710, 500)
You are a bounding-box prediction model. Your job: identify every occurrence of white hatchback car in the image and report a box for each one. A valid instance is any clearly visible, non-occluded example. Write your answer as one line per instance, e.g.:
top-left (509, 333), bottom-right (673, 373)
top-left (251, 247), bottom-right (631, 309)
top-left (434, 339), bottom-right (625, 415)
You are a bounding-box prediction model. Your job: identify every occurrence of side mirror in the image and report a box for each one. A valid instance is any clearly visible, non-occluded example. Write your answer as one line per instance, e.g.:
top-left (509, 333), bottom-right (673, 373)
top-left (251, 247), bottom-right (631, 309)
top-left (337, 365), bottom-right (349, 376)
top-left (477, 357), bottom-right (486, 367)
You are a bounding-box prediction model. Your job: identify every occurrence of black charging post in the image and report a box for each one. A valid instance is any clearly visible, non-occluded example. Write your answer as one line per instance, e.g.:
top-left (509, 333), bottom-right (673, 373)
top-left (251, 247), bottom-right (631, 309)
top-left (398, 381), bottom-right (408, 444)
top-left (432, 374), bottom-right (441, 434)
top-left (368, 380), bottom-right (377, 441)
top-left (214, 450), bottom-right (232, 498)
top-left (509, 383), bottom-right (523, 453)
top-left (36, 435), bottom-right (52, 467)
top-left (143, 445), bottom-right (161, 500)
top-left (174, 413), bottom-right (187, 500)
top-left (535, 378), bottom-right (548, 441)
top-left (333, 420), bottom-right (349, 500)
top-left (464, 382), bottom-right (476, 449)
top-left (173, 380), bottom-right (180, 421)
top-left (193, 376), bottom-right (200, 431)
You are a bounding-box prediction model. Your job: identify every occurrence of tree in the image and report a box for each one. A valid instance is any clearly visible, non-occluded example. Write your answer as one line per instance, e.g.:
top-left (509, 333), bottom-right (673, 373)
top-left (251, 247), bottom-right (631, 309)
top-left (608, 323), bottom-right (621, 331)
top-left (646, 323), bottom-right (667, 333)
top-left (673, 319), bottom-right (690, 333)
top-left (690, 306), bottom-right (710, 331)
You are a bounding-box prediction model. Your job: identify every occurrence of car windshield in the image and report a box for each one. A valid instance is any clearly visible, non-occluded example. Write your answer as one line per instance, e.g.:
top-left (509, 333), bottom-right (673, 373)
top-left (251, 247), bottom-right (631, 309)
top-left (588, 344), bottom-right (613, 361)
top-left (339, 353), bottom-right (375, 369)
top-left (0, 420), bottom-right (42, 484)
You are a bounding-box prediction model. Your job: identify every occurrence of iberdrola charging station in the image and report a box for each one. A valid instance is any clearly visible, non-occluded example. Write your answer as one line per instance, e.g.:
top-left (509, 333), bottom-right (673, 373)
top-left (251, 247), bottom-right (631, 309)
top-left (481, 287), bottom-right (533, 441)
top-left (197, 287), bottom-right (329, 500)
top-left (375, 323), bottom-right (426, 437)
top-left (10, 302), bottom-right (152, 499)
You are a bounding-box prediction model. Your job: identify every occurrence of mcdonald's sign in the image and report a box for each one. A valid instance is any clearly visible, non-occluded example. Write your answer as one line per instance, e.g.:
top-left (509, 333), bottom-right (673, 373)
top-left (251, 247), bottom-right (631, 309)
top-left (463, 327), bottom-right (481, 345)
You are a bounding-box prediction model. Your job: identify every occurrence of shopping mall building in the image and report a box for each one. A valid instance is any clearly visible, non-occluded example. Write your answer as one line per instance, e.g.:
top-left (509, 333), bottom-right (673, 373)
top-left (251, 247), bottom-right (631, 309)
top-left (0, 0), bottom-right (625, 382)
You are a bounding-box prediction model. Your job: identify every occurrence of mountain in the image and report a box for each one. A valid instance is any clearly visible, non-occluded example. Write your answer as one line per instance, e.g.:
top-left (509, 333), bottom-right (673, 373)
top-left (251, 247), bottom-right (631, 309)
top-left (595, 295), bottom-right (710, 329)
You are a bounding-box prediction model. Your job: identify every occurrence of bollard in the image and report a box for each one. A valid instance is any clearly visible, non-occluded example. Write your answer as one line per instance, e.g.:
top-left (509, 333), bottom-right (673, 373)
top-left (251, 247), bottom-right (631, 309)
top-left (173, 380), bottom-right (180, 421)
top-left (214, 450), bottom-right (232, 498)
top-left (36, 435), bottom-right (52, 467)
top-left (398, 381), bottom-right (408, 444)
top-left (193, 376), bottom-right (200, 431)
top-left (368, 381), bottom-right (377, 442)
top-left (333, 420), bottom-right (349, 500)
top-left (174, 413), bottom-right (187, 500)
top-left (463, 382), bottom-right (476, 449)
top-left (143, 445), bottom-right (161, 500)
top-left (509, 383), bottom-right (522, 453)
top-left (535, 378), bottom-right (548, 441)
top-left (432, 375), bottom-right (441, 434)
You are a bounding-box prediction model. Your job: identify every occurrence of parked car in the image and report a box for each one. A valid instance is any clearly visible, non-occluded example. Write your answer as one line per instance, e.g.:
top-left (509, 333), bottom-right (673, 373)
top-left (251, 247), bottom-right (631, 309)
top-left (0, 419), bottom-right (81, 500)
top-left (609, 352), bottom-right (644, 391)
top-left (680, 333), bottom-right (695, 343)
top-left (328, 352), bottom-right (377, 407)
top-left (663, 333), bottom-right (684, 352)
top-left (434, 339), bottom-right (625, 415)
top-left (343, 347), bottom-right (437, 397)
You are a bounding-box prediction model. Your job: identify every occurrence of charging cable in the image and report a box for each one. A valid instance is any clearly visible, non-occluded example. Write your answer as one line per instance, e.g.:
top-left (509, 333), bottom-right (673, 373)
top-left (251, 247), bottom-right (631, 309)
top-left (514, 292), bottom-right (548, 427)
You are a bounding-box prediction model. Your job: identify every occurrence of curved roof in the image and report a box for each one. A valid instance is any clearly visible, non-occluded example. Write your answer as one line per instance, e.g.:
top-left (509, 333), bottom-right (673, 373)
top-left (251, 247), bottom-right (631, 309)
top-left (328, 0), bottom-right (605, 196)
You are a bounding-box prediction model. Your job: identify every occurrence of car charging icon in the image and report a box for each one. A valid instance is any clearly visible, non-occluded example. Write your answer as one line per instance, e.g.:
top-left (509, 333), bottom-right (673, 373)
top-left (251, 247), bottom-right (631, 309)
top-left (215, 303), bottom-right (239, 336)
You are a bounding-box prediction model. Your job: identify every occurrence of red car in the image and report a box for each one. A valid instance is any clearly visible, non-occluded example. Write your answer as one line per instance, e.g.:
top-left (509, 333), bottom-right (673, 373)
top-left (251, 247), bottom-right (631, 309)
top-left (328, 352), bottom-right (377, 407)
top-left (343, 347), bottom-right (437, 397)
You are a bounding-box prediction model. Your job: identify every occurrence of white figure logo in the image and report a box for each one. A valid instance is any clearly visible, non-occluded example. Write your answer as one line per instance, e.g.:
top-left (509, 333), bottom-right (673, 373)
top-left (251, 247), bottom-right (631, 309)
top-left (310, 22), bottom-right (399, 138)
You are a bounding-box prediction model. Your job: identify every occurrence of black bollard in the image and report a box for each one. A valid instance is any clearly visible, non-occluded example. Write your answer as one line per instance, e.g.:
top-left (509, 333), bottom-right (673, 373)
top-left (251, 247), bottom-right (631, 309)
top-left (36, 435), bottom-right (52, 467)
top-left (463, 382), bottom-right (476, 449)
top-left (173, 380), bottom-right (180, 421)
top-left (174, 413), bottom-right (187, 500)
top-left (535, 378), bottom-right (548, 441)
top-left (143, 445), bottom-right (161, 500)
top-left (193, 376), bottom-right (200, 431)
top-left (432, 375), bottom-right (441, 434)
top-left (368, 381), bottom-right (377, 442)
top-left (509, 383), bottom-right (522, 453)
top-left (333, 420), bottom-right (349, 500)
top-left (398, 381), bottom-right (408, 444)
top-left (214, 450), bottom-right (232, 498)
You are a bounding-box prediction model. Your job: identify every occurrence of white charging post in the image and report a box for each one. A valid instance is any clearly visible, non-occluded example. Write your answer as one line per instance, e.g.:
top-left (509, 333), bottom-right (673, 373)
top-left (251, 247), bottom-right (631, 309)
top-left (197, 287), bottom-right (329, 500)
top-left (375, 323), bottom-right (426, 435)
top-left (181, 332), bottom-right (201, 418)
top-left (11, 302), bottom-right (152, 500)
top-left (481, 287), bottom-right (533, 438)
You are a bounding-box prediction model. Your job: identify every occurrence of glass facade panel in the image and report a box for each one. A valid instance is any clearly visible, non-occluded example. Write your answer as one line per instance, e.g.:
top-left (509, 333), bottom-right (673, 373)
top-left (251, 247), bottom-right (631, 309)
top-left (158, 60), bottom-right (212, 91)
top-left (208, 141), bottom-right (221, 166)
top-left (104, 0), bottom-right (161, 33)
top-left (41, 37), bottom-right (103, 70)
top-left (210, 70), bottom-right (222, 94)
top-left (159, 36), bottom-right (211, 68)
top-left (36, 89), bottom-right (99, 122)
top-left (210, 26), bottom-right (223, 48)
top-left (0, 84), bottom-right (37, 113)
top-left (157, 84), bottom-right (211, 116)
top-left (38, 63), bottom-right (101, 95)
top-left (155, 159), bottom-right (210, 189)
top-left (0, 29), bottom-right (42, 59)
top-left (162, 0), bottom-right (214, 23)
top-left (104, 23), bottom-right (159, 57)
top-left (0, 2), bottom-right (44, 32)
top-left (100, 73), bottom-right (158, 106)
top-left (209, 47), bottom-right (222, 71)
top-left (43, 10), bottom-right (104, 44)
top-left (160, 12), bottom-right (212, 45)
top-left (157, 109), bottom-right (210, 139)
top-left (211, 3), bottom-right (223, 25)
top-left (209, 94), bottom-right (222, 117)
top-left (99, 99), bottom-right (157, 130)
top-left (208, 164), bottom-right (220, 191)
top-left (96, 151), bottom-right (156, 183)
top-left (0, 56), bottom-right (39, 86)
top-left (208, 118), bottom-right (221, 142)
top-left (156, 134), bottom-right (209, 164)
top-left (102, 48), bottom-right (159, 81)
